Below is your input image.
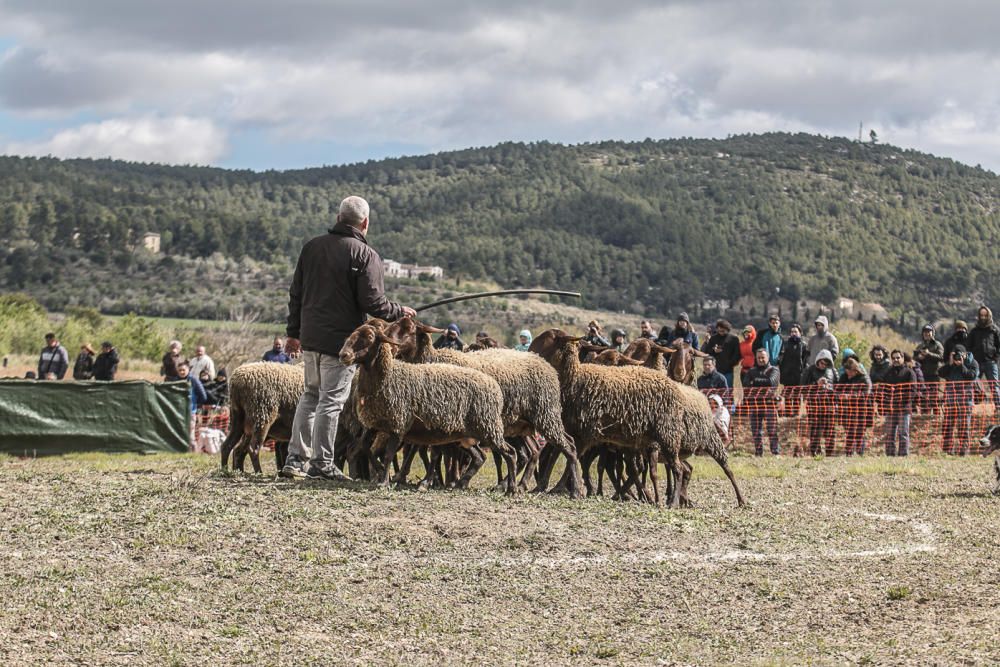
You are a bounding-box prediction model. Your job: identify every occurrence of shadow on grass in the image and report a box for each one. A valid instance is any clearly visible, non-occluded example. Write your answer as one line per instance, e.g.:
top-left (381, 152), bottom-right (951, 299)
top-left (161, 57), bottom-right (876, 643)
top-left (932, 490), bottom-right (998, 499)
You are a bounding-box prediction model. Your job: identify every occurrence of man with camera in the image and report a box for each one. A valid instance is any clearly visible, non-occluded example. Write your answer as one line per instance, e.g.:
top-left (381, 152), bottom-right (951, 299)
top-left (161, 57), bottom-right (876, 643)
top-left (938, 345), bottom-right (979, 455)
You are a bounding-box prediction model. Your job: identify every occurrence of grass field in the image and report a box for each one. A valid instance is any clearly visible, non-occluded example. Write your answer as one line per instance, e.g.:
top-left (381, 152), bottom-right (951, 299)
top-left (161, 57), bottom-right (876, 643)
top-left (1, 452), bottom-right (998, 665)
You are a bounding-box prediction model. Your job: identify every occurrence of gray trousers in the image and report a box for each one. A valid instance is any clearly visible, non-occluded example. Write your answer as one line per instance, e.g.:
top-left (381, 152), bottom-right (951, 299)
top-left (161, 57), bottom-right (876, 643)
top-left (287, 351), bottom-right (356, 469)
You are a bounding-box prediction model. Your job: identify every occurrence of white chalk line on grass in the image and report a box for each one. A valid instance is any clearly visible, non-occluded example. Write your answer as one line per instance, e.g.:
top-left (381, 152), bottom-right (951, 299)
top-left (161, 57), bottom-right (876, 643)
top-left (365, 512), bottom-right (938, 569)
top-left (517, 512), bottom-right (939, 567)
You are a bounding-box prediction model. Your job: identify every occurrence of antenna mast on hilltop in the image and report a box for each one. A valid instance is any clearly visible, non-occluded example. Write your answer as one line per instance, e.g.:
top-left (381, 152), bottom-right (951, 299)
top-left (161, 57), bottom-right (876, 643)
top-left (858, 121), bottom-right (863, 142)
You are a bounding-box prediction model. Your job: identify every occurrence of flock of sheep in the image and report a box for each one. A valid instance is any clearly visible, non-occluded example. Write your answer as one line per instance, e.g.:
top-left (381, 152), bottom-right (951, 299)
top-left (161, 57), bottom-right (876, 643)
top-left (219, 317), bottom-right (746, 508)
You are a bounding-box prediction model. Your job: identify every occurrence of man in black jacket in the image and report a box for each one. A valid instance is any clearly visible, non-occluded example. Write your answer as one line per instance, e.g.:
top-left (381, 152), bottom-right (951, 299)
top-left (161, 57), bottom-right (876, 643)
top-left (968, 306), bottom-right (1000, 407)
top-left (745, 348), bottom-right (781, 456)
top-left (92, 342), bottom-right (119, 381)
top-left (704, 319), bottom-right (741, 388)
top-left (282, 195), bottom-right (415, 480)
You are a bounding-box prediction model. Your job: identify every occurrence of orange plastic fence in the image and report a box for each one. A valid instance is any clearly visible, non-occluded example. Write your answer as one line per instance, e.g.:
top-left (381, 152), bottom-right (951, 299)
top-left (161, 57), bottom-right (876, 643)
top-left (702, 381), bottom-right (995, 456)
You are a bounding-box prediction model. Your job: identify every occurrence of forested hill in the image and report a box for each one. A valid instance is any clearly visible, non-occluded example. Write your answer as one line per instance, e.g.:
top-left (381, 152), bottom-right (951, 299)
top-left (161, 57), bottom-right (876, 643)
top-left (1, 132), bottom-right (998, 322)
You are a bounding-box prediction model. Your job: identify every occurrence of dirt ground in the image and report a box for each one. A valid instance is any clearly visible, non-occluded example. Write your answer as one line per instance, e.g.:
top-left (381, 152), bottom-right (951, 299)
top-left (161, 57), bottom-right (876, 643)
top-left (1, 452), bottom-right (998, 666)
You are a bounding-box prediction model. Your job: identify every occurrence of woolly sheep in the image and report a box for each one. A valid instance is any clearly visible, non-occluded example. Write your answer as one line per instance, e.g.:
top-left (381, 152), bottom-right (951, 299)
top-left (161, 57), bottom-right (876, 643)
top-left (220, 361), bottom-right (303, 473)
top-left (529, 329), bottom-right (745, 508)
top-left (389, 317), bottom-right (584, 496)
top-left (339, 323), bottom-right (520, 494)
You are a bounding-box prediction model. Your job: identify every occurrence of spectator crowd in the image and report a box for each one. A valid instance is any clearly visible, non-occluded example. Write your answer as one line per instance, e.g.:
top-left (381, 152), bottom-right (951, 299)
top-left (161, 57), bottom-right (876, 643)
top-left (441, 305), bottom-right (1000, 458)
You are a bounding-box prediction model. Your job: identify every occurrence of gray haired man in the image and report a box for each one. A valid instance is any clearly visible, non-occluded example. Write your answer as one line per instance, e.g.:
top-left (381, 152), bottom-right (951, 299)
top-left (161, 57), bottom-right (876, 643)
top-left (282, 195), bottom-right (415, 480)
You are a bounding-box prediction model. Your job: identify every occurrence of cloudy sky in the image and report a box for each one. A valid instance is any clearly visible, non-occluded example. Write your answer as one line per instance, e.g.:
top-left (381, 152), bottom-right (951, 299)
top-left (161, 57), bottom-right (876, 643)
top-left (0, 1), bottom-right (996, 170)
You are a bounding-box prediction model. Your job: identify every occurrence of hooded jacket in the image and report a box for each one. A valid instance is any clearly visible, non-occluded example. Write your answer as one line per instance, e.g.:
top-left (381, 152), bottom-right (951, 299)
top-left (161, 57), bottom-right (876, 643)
top-left (807, 316), bottom-right (839, 364)
top-left (286, 221), bottom-right (403, 357)
top-left (802, 349), bottom-right (837, 386)
top-left (944, 327), bottom-right (970, 360)
top-left (738, 326), bottom-right (757, 373)
top-left (968, 307), bottom-right (1000, 364)
top-left (514, 329), bottom-right (533, 352)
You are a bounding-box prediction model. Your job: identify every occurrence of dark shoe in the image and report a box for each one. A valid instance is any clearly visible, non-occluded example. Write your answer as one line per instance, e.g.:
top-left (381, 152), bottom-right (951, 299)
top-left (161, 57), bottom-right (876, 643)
top-left (279, 456), bottom-right (307, 479)
top-left (306, 465), bottom-right (352, 482)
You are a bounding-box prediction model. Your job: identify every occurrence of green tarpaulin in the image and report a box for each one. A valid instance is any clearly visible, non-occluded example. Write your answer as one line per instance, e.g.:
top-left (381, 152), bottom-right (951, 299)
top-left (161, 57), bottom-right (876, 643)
top-left (0, 380), bottom-right (190, 455)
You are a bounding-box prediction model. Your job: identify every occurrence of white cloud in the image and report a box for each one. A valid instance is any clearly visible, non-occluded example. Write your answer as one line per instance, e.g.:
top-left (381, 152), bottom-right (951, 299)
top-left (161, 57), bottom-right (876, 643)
top-left (1, 1), bottom-right (999, 167)
top-left (4, 115), bottom-right (227, 164)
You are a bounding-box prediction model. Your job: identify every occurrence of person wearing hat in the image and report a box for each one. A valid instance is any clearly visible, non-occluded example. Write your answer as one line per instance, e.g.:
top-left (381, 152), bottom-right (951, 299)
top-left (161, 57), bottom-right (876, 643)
top-left (938, 344), bottom-right (979, 455)
top-left (657, 312), bottom-right (699, 350)
top-left (808, 315), bottom-right (839, 365)
top-left (578, 320), bottom-right (610, 361)
top-left (837, 348), bottom-right (866, 381)
top-left (943, 320), bottom-right (970, 361)
top-left (204, 368), bottom-right (229, 407)
top-left (93, 342), bottom-right (120, 381)
top-left (434, 323), bottom-right (466, 351)
top-left (37, 332), bottom-right (69, 380)
top-left (514, 330), bottom-right (532, 352)
top-left (754, 314), bottom-right (783, 367)
top-left (913, 325), bottom-right (944, 385)
top-left (801, 349), bottom-right (838, 456)
top-left (72, 343), bottom-right (96, 381)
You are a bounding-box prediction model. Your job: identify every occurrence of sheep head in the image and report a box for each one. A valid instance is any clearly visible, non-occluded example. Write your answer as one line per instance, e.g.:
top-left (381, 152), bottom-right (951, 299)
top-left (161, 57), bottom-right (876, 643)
top-left (529, 329), bottom-right (582, 366)
top-left (381, 316), bottom-right (444, 360)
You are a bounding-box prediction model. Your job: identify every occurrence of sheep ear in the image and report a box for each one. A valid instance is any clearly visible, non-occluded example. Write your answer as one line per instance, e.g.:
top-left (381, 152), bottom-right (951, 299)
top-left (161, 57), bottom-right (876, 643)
top-left (579, 341), bottom-right (606, 352)
top-left (652, 343), bottom-right (676, 354)
top-left (376, 331), bottom-right (407, 348)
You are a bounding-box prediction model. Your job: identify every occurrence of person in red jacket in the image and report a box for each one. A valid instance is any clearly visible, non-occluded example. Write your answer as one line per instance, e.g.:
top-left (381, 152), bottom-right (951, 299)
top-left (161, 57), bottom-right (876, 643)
top-left (738, 324), bottom-right (757, 386)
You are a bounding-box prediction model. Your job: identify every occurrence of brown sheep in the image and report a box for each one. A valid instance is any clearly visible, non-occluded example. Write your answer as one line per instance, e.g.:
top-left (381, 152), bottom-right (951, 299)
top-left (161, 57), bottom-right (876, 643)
top-left (530, 329), bottom-right (745, 508)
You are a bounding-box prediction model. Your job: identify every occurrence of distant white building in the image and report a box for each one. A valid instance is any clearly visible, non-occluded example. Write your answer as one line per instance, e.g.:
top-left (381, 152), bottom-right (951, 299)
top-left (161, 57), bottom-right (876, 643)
top-left (142, 232), bottom-right (161, 253)
top-left (384, 259), bottom-right (443, 280)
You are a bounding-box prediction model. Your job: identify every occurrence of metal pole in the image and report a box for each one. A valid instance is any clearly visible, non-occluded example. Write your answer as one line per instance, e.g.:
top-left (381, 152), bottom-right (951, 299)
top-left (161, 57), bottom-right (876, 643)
top-left (415, 289), bottom-right (581, 312)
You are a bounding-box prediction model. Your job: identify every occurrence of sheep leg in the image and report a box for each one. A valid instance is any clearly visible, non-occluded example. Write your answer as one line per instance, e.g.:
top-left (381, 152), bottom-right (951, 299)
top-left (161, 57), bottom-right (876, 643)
top-left (646, 447), bottom-right (661, 507)
top-left (679, 460), bottom-right (694, 508)
top-left (219, 407), bottom-right (245, 470)
top-left (491, 447), bottom-right (506, 490)
top-left (533, 442), bottom-right (561, 492)
top-left (392, 442), bottom-right (420, 486)
top-left (274, 441), bottom-right (288, 472)
top-left (581, 446), bottom-right (602, 497)
top-left (378, 435), bottom-right (403, 488)
top-left (517, 436), bottom-right (541, 492)
top-left (418, 448), bottom-right (443, 490)
top-left (455, 447), bottom-right (486, 489)
top-left (666, 453), bottom-right (686, 509)
top-left (490, 439), bottom-right (519, 496)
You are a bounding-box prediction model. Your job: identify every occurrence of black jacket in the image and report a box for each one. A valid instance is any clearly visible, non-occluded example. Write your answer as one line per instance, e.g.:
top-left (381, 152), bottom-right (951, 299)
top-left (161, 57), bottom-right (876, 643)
top-left (943, 330), bottom-right (969, 360)
top-left (704, 333), bottom-right (741, 373)
top-left (968, 321), bottom-right (1000, 364)
top-left (744, 364), bottom-right (779, 406)
top-left (73, 352), bottom-right (94, 380)
top-left (777, 337), bottom-right (809, 386)
top-left (881, 365), bottom-right (917, 413)
top-left (287, 221), bottom-right (403, 356)
top-left (93, 349), bottom-right (119, 381)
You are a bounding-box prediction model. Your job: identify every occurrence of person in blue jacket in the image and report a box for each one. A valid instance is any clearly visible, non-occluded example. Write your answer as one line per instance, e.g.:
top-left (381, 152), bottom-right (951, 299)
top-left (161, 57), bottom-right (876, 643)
top-left (263, 337), bottom-right (292, 363)
top-left (176, 361), bottom-right (209, 414)
top-left (754, 314), bottom-right (783, 366)
top-left (657, 312), bottom-right (699, 350)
